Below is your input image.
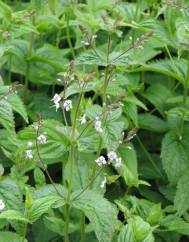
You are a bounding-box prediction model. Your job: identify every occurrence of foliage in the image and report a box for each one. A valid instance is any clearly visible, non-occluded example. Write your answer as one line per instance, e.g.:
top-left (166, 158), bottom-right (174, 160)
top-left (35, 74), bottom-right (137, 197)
top-left (0, 0), bottom-right (189, 242)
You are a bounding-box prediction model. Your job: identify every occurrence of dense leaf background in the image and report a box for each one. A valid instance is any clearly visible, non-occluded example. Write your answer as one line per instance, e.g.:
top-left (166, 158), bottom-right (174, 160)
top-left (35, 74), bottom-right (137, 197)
top-left (0, 0), bottom-right (189, 241)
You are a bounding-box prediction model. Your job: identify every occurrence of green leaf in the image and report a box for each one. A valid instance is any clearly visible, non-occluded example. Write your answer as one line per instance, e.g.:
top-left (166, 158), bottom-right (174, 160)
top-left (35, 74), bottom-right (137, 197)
top-left (139, 113), bottom-right (168, 132)
top-left (72, 190), bottom-right (118, 242)
top-left (34, 167), bottom-right (46, 187)
top-left (137, 59), bottom-right (187, 84)
top-left (17, 119), bottom-right (70, 165)
top-left (147, 204), bottom-right (163, 225)
top-left (160, 215), bottom-right (189, 235)
top-left (161, 128), bottom-right (189, 185)
top-left (0, 178), bottom-right (23, 211)
top-left (6, 93), bottom-right (28, 123)
top-left (118, 224), bottom-right (134, 242)
top-left (174, 170), bottom-right (189, 215)
top-left (118, 216), bottom-right (155, 242)
top-left (0, 100), bottom-right (14, 131)
top-left (28, 195), bottom-right (65, 222)
top-left (118, 143), bottom-right (139, 187)
top-left (143, 83), bottom-right (172, 115)
top-left (0, 231), bottom-right (27, 242)
top-left (0, 210), bottom-right (28, 222)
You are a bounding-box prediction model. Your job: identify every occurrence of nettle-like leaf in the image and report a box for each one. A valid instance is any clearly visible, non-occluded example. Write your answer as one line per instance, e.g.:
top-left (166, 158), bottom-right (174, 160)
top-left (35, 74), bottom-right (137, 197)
top-left (174, 170), bottom-right (189, 215)
top-left (143, 83), bottom-right (173, 115)
top-left (139, 113), bottom-right (168, 133)
top-left (72, 190), bottom-right (118, 242)
top-left (0, 178), bottom-right (23, 212)
top-left (0, 231), bottom-right (27, 242)
top-left (76, 51), bottom-right (107, 66)
top-left (17, 119), bottom-right (70, 166)
top-left (28, 195), bottom-right (65, 223)
top-left (0, 210), bottom-right (28, 222)
top-left (160, 215), bottom-right (189, 235)
top-left (137, 58), bottom-right (187, 84)
top-left (118, 216), bottom-right (155, 242)
top-left (29, 44), bottom-right (68, 85)
top-left (161, 127), bottom-right (189, 185)
top-left (118, 143), bottom-right (139, 187)
top-left (0, 84), bottom-right (28, 130)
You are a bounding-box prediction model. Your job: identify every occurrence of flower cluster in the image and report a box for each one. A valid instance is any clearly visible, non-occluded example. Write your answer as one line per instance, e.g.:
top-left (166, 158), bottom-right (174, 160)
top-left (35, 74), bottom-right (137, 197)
top-left (25, 133), bottom-right (47, 159)
top-left (51, 93), bottom-right (73, 112)
top-left (95, 151), bottom-right (122, 168)
top-left (95, 156), bottom-right (106, 166)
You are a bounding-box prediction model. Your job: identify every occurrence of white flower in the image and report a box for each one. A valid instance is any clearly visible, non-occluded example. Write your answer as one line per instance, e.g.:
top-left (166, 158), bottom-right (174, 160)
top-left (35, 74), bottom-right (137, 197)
top-left (107, 151), bottom-right (117, 162)
top-left (52, 94), bottom-right (61, 111)
top-left (27, 141), bottom-right (33, 147)
top-left (26, 150), bottom-right (33, 159)
top-left (79, 114), bottom-right (86, 125)
top-left (37, 134), bottom-right (47, 144)
top-left (0, 200), bottom-right (5, 210)
top-left (52, 93), bottom-right (61, 104)
top-left (94, 120), bottom-right (103, 133)
top-left (95, 156), bottom-right (106, 166)
top-left (100, 176), bottom-right (107, 189)
top-left (32, 124), bottom-right (39, 131)
top-left (115, 157), bottom-right (122, 168)
top-left (63, 100), bottom-right (72, 111)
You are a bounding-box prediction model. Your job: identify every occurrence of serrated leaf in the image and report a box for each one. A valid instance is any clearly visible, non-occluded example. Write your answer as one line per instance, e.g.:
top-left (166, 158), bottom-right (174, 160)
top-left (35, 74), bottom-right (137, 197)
top-left (161, 128), bottom-right (189, 185)
top-left (160, 215), bottom-right (189, 235)
top-left (72, 190), bottom-right (118, 242)
top-left (0, 210), bottom-right (28, 222)
top-left (28, 195), bottom-right (65, 222)
top-left (0, 231), bottom-right (27, 242)
top-left (0, 100), bottom-right (14, 130)
top-left (174, 170), bottom-right (189, 215)
top-left (0, 178), bottom-right (23, 211)
top-left (118, 143), bottom-right (139, 187)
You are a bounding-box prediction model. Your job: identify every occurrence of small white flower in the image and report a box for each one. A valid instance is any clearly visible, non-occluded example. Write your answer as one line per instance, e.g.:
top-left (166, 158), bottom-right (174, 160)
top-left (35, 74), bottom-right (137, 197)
top-left (115, 157), bottom-right (122, 168)
top-left (54, 102), bottom-right (60, 112)
top-left (79, 114), bottom-right (87, 125)
top-left (52, 94), bottom-right (61, 111)
top-left (0, 200), bottom-right (5, 210)
top-left (32, 124), bottom-right (39, 131)
top-left (26, 150), bottom-right (33, 159)
top-left (92, 34), bottom-right (97, 39)
top-left (27, 141), bottom-right (33, 147)
top-left (37, 134), bottom-right (47, 144)
top-left (127, 146), bottom-right (132, 150)
top-left (84, 41), bottom-right (90, 46)
top-left (63, 100), bottom-right (72, 111)
top-left (107, 151), bottom-right (117, 162)
top-left (100, 176), bottom-right (107, 189)
top-left (95, 156), bottom-right (106, 166)
top-left (52, 93), bottom-right (61, 104)
top-left (95, 120), bottom-right (103, 133)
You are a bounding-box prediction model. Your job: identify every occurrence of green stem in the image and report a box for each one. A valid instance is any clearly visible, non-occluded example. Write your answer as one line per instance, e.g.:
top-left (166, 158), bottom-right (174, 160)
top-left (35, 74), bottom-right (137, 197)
top-left (64, 92), bottom-right (83, 242)
top-left (66, 15), bottom-right (75, 59)
top-left (8, 56), bottom-right (12, 84)
top-left (24, 11), bottom-right (35, 101)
